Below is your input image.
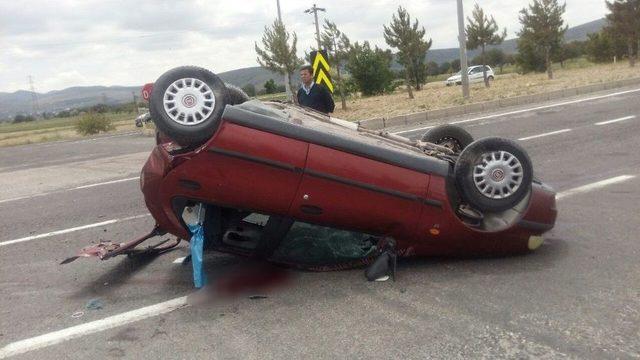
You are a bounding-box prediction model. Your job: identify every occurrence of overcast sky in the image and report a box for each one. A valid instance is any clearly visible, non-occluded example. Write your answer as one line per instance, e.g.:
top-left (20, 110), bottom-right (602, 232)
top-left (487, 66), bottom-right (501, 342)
top-left (0, 0), bottom-right (607, 93)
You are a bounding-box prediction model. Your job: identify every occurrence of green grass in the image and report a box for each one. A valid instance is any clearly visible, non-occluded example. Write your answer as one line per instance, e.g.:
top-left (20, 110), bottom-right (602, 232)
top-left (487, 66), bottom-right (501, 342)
top-left (256, 92), bottom-right (289, 101)
top-left (0, 112), bottom-right (134, 134)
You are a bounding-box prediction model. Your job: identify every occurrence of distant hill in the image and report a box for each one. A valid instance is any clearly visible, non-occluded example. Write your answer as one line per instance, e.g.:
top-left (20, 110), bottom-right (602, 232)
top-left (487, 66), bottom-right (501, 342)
top-left (421, 18), bottom-right (605, 66)
top-left (0, 86), bottom-right (142, 121)
top-left (0, 18), bottom-right (605, 121)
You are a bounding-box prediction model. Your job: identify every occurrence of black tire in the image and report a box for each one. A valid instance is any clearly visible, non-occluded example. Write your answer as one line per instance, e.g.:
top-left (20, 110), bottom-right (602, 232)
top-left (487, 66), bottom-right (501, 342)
top-left (421, 124), bottom-right (474, 153)
top-left (454, 137), bottom-right (533, 212)
top-left (225, 84), bottom-right (250, 105)
top-left (149, 66), bottom-right (227, 146)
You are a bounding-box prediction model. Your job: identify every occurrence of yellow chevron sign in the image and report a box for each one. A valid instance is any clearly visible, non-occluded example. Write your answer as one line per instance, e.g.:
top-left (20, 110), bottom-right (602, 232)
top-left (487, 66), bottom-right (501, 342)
top-left (310, 50), bottom-right (334, 93)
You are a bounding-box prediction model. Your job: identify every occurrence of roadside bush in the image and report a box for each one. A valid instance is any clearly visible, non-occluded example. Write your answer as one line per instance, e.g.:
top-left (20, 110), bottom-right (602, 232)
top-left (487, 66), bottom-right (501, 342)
top-left (75, 112), bottom-right (115, 135)
top-left (13, 114), bottom-right (35, 123)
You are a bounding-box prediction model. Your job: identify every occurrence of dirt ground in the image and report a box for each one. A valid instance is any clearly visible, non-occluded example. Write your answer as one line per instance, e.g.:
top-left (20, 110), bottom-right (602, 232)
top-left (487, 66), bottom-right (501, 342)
top-left (331, 62), bottom-right (640, 121)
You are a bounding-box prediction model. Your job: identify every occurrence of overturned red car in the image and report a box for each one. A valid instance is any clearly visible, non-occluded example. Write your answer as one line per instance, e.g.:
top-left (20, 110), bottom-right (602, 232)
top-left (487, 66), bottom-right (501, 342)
top-left (67, 66), bottom-right (556, 275)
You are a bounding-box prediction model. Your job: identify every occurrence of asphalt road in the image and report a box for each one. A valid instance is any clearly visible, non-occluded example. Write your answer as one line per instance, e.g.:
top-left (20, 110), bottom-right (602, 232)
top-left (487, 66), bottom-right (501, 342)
top-left (1, 86), bottom-right (639, 359)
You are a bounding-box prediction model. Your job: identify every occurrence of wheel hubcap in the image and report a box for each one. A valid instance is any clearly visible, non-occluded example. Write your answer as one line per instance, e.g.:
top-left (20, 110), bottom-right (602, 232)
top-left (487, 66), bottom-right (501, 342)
top-left (163, 78), bottom-right (215, 126)
top-left (473, 150), bottom-right (523, 199)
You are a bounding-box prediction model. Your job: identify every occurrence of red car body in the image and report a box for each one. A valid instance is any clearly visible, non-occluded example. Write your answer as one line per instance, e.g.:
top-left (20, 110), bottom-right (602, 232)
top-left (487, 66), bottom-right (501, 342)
top-left (140, 102), bottom-right (557, 259)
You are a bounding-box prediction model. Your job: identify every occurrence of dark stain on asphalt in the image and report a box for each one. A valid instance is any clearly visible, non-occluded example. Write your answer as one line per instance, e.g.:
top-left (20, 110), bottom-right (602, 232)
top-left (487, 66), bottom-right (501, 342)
top-left (108, 327), bottom-right (140, 342)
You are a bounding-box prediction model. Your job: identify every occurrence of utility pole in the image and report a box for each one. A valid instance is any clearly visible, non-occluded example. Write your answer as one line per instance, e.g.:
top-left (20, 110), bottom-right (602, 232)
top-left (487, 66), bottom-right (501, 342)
top-left (276, 0), bottom-right (293, 101)
top-left (304, 3), bottom-right (326, 50)
top-left (28, 75), bottom-right (39, 117)
top-left (132, 91), bottom-right (138, 114)
top-left (456, 0), bottom-right (470, 99)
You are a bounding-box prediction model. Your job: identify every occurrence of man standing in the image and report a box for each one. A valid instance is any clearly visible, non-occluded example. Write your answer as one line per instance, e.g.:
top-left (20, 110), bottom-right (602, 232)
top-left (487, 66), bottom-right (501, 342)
top-left (296, 65), bottom-right (335, 114)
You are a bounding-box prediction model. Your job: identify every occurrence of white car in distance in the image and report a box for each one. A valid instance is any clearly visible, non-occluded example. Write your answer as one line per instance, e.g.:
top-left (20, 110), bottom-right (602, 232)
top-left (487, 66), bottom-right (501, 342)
top-left (445, 65), bottom-right (495, 86)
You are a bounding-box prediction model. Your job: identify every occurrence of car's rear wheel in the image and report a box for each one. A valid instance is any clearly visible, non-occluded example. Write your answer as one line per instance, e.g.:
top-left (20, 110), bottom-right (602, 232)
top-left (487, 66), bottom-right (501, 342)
top-left (454, 137), bottom-right (533, 212)
top-left (421, 124), bottom-right (474, 153)
top-left (149, 66), bottom-right (228, 146)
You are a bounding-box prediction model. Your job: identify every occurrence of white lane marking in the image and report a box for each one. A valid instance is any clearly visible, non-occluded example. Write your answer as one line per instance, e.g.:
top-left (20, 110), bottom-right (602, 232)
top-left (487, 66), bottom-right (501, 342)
top-left (393, 87), bottom-right (640, 135)
top-left (518, 128), bottom-right (572, 141)
top-left (0, 296), bottom-right (189, 359)
top-left (0, 214), bottom-right (150, 247)
top-left (556, 175), bottom-right (636, 200)
top-left (0, 176), bottom-right (139, 205)
top-left (173, 256), bottom-right (187, 264)
top-left (73, 177), bottom-right (139, 190)
top-left (595, 115), bottom-right (636, 126)
top-left (393, 125), bottom-right (433, 134)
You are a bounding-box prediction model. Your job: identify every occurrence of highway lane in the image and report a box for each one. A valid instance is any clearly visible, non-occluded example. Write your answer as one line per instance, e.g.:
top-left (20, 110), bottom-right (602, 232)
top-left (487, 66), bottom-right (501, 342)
top-left (1, 87), bottom-right (640, 359)
top-left (0, 132), bottom-right (153, 174)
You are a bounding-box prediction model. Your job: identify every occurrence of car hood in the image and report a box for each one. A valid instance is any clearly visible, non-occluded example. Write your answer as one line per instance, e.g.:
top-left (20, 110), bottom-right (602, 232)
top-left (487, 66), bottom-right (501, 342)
top-left (447, 74), bottom-right (462, 81)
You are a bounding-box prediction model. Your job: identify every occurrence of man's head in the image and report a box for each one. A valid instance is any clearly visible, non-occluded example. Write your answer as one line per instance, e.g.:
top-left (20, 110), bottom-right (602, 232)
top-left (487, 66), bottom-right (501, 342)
top-left (300, 65), bottom-right (314, 86)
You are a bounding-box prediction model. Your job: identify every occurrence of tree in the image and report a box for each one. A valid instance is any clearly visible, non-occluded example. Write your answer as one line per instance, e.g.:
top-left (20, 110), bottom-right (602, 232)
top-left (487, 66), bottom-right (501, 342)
top-left (345, 41), bottom-right (394, 96)
top-left (426, 61), bottom-right (440, 77)
top-left (517, 0), bottom-right (567, 79)
top-left (321, 20), bottom-right (351, 110)
top-left (255, 19), bottom-right (302, 97)
top-left (451, 59), bottom-right (461, 72)
top-left (552, 40), bottom-right (584, 67)
top-left (586, 32), bottom-right (614, 62)
top-left (466, 4), bottom-right (507, 87)
top-left (439, 61), bottom-right (451, 74)
top-left (242, 84), bottom-right (256, 97)
top-left (605, 0), bottom-right (639, 67)
top-left (264, 79), bottom-right (278, 94)
top-left (485, 48), bottom-right (507, 72)
top-left (383, 6), bottom-right (432, 98)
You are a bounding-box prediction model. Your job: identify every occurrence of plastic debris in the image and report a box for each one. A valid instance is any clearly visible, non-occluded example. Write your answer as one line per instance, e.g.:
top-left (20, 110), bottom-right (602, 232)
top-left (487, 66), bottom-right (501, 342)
top-left (189, 223), bottom-right (207, 288)
top-left (71, 311), bottom-right (85, 318)
top-left (187, 204), bottom-right (207, 288)
top-left (85, 299), bottom-right (104, 310)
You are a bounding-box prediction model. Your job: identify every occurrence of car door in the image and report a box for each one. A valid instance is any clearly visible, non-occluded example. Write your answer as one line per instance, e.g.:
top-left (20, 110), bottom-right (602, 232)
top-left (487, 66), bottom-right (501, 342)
top-left (469, 67), bottom-right (482, 83)
top-left (190, 121), bottom-right (309, 215)
top-left (288, 144), bottom-right (427, 240)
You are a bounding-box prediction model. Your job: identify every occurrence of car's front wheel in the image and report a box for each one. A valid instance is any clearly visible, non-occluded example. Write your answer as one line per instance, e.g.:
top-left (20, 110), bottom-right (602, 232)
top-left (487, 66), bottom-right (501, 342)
top-left (454, 137), bottom-right (533, 212)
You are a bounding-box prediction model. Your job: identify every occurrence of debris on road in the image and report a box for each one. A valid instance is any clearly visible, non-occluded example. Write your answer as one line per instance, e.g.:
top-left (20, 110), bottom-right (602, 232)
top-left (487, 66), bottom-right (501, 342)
top-left (85, 299), bottom-right (104, 310)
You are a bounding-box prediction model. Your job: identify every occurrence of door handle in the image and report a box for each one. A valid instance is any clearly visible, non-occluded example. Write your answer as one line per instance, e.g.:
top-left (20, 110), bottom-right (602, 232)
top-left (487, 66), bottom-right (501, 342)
top-left (300, 205), bottom-right (323, 215)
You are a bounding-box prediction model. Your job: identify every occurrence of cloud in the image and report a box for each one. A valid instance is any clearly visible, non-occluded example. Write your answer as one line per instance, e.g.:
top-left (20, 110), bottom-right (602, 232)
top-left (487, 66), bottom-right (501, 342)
top-left (0, 0), bottom-right (607, 92)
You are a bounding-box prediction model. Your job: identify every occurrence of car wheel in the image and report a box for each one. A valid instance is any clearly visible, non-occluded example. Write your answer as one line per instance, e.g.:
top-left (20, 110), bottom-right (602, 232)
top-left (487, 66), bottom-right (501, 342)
top-left (225, 84), bottom-right (250, 105)
top-left (454, 137), bottom-right (533, 212)
top-left (421, 124), bottom-right (474, 153)
top-left (149, 66), bottom-right (227, 146)
top-left (488, 75), bottom-right (494, 81)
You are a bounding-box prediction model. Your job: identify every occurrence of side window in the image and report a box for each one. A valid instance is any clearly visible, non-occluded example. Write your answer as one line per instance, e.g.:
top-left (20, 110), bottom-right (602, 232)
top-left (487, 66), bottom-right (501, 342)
top-left (271, 221), bottom-right (377, 266)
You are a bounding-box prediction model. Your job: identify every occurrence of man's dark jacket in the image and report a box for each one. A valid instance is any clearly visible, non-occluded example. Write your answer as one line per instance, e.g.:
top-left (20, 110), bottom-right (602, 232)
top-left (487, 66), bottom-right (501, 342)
top-left (297, 83), bottom-right (335, 114)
